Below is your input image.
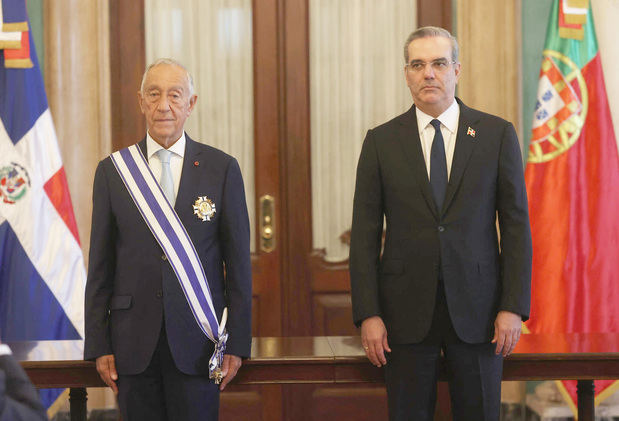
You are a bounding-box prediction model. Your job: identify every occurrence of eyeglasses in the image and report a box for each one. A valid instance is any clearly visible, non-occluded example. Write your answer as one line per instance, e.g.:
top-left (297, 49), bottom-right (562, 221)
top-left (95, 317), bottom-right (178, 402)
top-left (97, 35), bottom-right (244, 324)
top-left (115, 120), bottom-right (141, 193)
top-left (406, 58), bottom-right (455, 73)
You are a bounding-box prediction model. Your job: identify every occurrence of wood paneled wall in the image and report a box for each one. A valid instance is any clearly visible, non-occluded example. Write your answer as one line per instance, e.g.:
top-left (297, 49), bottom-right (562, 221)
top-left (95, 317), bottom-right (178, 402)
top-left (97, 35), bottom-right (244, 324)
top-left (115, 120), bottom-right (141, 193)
top-left (109, 0), bottom-right (146, 151)
top-left (456, 0), bottom-right (522, 135)
top-left (418, 0), bottom-right (453, 31)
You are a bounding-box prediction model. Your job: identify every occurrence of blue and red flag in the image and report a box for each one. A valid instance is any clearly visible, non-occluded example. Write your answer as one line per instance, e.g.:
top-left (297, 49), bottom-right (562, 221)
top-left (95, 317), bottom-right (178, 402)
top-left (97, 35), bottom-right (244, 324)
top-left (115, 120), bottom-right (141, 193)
top-left (0, 0), bottom-right (85, 415)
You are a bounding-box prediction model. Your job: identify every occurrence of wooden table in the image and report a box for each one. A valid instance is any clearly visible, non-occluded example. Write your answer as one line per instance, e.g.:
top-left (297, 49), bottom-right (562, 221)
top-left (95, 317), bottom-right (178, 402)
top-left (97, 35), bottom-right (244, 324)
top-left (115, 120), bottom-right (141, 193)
top-left (11, 333), bottom-right (619, 421)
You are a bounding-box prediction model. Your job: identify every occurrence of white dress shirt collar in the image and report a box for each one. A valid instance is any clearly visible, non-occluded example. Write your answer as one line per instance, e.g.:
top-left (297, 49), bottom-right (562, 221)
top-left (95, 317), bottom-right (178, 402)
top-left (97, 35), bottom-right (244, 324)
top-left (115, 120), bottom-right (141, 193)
top-left (415, 99), bottom-right (459, 134)
top-left (145, 132), bottom-right (186, 203)
top-left (415, 99), bottom-right (460, 179)
top-left (146, 132), bottom-right (186, 159)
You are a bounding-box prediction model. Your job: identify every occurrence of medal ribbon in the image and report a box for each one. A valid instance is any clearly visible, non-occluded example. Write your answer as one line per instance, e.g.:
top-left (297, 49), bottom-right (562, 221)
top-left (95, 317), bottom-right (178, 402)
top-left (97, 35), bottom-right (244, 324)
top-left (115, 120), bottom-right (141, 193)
top-left (110, 145), bottom-right (227, 381)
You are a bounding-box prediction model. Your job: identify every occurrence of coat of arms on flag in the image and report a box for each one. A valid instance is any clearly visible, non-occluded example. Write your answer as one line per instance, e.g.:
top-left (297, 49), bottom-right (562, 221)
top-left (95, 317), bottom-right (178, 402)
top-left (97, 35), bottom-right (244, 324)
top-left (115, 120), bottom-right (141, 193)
top-left (529, 52), bottom-right (586, 163)
top-left (0, 162), bottom-right (30, 204)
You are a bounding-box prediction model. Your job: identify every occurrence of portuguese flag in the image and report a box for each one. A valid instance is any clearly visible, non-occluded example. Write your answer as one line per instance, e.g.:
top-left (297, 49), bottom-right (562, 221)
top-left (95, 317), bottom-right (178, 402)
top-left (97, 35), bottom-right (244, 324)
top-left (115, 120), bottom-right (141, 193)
top-left (524, 0), bottom-right (619, 413)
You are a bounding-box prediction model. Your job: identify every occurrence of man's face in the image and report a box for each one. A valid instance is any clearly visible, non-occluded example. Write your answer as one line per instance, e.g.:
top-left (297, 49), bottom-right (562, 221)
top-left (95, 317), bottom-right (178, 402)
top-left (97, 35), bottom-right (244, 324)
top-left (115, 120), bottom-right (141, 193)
top-left (405, 36), bottom-right (460, 117)
top-left (138, 64), bottom-right (197, 147)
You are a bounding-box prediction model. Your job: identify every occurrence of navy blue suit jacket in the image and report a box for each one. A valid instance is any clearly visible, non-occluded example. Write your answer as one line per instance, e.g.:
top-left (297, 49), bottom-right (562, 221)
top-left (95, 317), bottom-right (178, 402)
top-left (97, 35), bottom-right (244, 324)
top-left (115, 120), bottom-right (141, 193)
top-left (84, 135), bottom-right (252, 375)
top-left (350, 99), bottom-right (532, 344)
top-left (0, 354), bottom-right (47, 421)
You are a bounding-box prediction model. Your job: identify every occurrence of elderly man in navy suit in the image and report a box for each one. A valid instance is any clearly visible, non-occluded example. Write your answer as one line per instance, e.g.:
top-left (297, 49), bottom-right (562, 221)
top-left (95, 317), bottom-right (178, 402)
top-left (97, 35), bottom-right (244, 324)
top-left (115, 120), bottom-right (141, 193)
top-left (85, 58), bottom-right (252, 421)
top-left (350, 27), bottom-right (532, 421)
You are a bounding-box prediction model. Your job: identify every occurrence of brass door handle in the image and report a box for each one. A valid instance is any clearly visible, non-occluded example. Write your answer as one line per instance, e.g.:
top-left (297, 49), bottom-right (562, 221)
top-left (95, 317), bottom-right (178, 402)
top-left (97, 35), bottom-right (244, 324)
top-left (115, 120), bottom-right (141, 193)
top-left (259, 195), bottom-right (275, 252)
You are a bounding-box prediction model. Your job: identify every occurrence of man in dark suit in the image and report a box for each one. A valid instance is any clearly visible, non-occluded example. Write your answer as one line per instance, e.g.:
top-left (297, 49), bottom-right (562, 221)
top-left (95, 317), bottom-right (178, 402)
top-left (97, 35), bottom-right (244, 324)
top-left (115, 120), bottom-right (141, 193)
top-left (85, 58), bottom-right (252, 420)
top-left (350, 27), bottom-right (532, 421)
top-left (0, 343), bottom-right (47, 421)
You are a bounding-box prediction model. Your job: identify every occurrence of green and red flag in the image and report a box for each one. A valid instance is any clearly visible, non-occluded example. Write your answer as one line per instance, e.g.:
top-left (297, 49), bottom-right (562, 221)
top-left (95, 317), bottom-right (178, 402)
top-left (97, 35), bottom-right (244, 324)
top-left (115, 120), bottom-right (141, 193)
top-left (524, 0), bottom-right (619, 414)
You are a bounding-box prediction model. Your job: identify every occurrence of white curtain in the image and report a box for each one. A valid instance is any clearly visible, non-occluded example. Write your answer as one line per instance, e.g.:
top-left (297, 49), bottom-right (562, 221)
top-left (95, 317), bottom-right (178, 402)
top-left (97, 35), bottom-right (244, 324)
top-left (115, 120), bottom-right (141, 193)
top-left (144, 0), bottom-right (255, 250)
top-left (310, 0), bottom-right (417, 262)
top-left (593, 0), bottom-right (619, 155)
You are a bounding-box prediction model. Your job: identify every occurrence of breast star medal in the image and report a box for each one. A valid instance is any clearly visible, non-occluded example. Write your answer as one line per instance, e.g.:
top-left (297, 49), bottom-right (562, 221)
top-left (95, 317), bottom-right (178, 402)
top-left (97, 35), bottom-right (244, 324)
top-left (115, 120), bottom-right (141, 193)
top-left (193, 196), bottom-right (216, 221)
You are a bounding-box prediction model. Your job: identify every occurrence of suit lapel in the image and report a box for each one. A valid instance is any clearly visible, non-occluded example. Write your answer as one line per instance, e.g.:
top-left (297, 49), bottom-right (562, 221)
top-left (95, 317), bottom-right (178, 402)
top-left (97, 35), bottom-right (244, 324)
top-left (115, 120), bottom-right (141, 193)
top-left (398, 106), bottom-right (439, 220)
top-left (138, 138), bottom-right (147, 157)
top-left (175, 133), bottom-right (202, 213)
top-left (442, 99), bottom-right (479, 214)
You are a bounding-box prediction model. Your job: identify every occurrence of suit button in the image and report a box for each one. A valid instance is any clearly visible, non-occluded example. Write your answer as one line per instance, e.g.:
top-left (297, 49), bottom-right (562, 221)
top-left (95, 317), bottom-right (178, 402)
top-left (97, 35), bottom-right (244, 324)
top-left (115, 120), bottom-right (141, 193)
top-left (161, 254), bottom-right (167, 261)
top-left (438, 226), bottom-right (445, 232)
top-left (156, 290), bottom-right (163, 298)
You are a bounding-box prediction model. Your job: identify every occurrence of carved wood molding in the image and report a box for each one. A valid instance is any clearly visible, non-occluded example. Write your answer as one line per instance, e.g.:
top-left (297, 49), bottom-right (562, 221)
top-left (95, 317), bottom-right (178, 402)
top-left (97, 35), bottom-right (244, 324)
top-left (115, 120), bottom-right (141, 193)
top-left (309, 249), bottom-right (350, 292)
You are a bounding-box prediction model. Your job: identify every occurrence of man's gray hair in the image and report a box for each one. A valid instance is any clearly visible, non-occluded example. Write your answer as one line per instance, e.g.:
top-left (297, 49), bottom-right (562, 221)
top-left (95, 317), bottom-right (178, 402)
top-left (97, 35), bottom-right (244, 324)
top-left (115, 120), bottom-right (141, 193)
top-left (140, 58), bottom-right (195, 96)
top-left (403, 26), bottom-right (459, 64)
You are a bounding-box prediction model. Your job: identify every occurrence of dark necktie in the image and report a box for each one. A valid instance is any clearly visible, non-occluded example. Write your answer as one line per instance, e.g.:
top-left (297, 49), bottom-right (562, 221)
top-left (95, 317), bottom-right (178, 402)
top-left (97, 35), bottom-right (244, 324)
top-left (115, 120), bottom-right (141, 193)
top-left (429, 119), bottom-right (447, 212)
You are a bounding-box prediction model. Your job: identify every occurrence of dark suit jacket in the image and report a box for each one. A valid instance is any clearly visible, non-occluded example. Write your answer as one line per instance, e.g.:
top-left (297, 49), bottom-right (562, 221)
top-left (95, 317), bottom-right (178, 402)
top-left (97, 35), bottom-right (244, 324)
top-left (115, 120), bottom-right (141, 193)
top-left (0, 354), bottom-right (47, 421)
top-left (350, 99), bottom-right (532, 344)
top-left (84, 135), bottom-right (252, 375)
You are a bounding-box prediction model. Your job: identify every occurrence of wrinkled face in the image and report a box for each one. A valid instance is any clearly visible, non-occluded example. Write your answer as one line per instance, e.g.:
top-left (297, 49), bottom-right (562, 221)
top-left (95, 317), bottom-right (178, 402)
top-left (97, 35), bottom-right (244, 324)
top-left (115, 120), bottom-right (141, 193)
top-left (405, 36), bottom-right (460, 117)
top-left (138, 64), bottom-right (197, 147)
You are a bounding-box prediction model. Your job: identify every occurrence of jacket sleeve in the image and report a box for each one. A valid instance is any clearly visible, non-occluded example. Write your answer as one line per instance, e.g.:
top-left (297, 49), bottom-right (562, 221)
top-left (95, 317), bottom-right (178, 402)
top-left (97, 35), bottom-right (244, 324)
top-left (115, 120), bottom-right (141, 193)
top-left (496, 122), bottom-right (533, 320)
top-left (84, 160), bottom-right (116, 360)
top-left (219, 158), bottom-right (252, 358)
top-left (0, 355), bottom-right (47, 421)
top-left (349, 130), bottom-right (385, 327)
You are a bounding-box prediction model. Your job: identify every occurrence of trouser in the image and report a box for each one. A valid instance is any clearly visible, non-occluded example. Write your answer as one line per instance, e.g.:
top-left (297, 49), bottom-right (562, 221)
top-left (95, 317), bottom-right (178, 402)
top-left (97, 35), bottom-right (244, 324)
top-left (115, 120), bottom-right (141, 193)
top-left (384, 281), bottom-right (503, 421)
top-left (117, 326), bottom-right (220, 421)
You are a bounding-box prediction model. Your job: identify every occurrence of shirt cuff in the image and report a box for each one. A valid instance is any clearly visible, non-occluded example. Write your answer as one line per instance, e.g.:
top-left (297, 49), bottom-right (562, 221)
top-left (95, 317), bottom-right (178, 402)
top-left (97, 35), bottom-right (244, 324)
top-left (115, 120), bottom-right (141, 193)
top-left (0, 344), bottom-right (12, 356)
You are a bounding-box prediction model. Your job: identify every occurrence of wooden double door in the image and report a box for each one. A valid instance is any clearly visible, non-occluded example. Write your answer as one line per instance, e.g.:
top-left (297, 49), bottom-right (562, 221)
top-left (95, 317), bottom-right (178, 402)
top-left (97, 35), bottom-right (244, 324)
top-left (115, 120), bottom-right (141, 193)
top-left (110, 1), bottom-right (452, 419)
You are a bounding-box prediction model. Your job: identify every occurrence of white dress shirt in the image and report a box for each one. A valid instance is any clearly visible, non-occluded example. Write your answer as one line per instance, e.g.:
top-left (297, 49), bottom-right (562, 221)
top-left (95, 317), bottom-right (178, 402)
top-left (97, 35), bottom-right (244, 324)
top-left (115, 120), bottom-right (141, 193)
top-left (146, 132), bottom-right (186, 202)
top-left (415, 99), bottom-right (460, 180)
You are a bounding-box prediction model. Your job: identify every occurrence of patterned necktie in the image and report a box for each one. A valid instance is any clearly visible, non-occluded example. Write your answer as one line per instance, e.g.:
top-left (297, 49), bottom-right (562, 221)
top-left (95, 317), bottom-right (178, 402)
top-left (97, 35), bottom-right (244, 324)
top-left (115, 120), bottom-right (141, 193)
top-left (157, 149), bottom-right (175, 204)
top-left (429, 119), bottom-right (447, 212)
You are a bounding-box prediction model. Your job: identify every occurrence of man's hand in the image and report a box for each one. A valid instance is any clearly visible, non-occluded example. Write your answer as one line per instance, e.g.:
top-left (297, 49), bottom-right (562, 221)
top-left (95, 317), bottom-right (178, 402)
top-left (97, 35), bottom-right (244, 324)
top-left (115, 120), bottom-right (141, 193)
top-left (95, 354), bottom-right (118, 394)
top-left (491, 311), bottom-right (522, 357)
top-left (361, 316), bottom-right (391, 367)
top-left (220, 354), bottom-right (242, 391)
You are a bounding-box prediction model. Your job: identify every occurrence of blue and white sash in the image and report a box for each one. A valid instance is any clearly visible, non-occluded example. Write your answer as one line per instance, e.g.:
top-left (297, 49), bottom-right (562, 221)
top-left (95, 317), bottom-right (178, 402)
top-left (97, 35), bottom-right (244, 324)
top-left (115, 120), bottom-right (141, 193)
top-left (110, 144), bottom-right (228, 382)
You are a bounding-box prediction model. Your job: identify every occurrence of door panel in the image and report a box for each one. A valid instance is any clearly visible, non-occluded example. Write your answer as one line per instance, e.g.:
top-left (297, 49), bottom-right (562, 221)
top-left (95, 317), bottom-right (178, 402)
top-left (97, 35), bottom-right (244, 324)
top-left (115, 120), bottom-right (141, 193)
top-left (251, 0), bottom-right (282, 338)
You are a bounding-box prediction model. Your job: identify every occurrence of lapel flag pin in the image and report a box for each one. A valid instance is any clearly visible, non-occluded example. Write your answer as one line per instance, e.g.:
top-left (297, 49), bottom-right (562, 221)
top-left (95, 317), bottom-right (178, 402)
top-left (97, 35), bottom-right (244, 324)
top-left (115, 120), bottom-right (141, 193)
top-left (467, 127), bottom-right (476, 138)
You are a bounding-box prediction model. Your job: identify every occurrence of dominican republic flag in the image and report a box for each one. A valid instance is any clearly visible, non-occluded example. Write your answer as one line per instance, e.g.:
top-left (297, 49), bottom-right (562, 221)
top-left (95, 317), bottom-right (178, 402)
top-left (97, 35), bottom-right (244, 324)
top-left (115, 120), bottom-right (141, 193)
top-left (0, 0), bottom-right (85, 349)
top-left (524, 0), bottom-right (619, 414)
